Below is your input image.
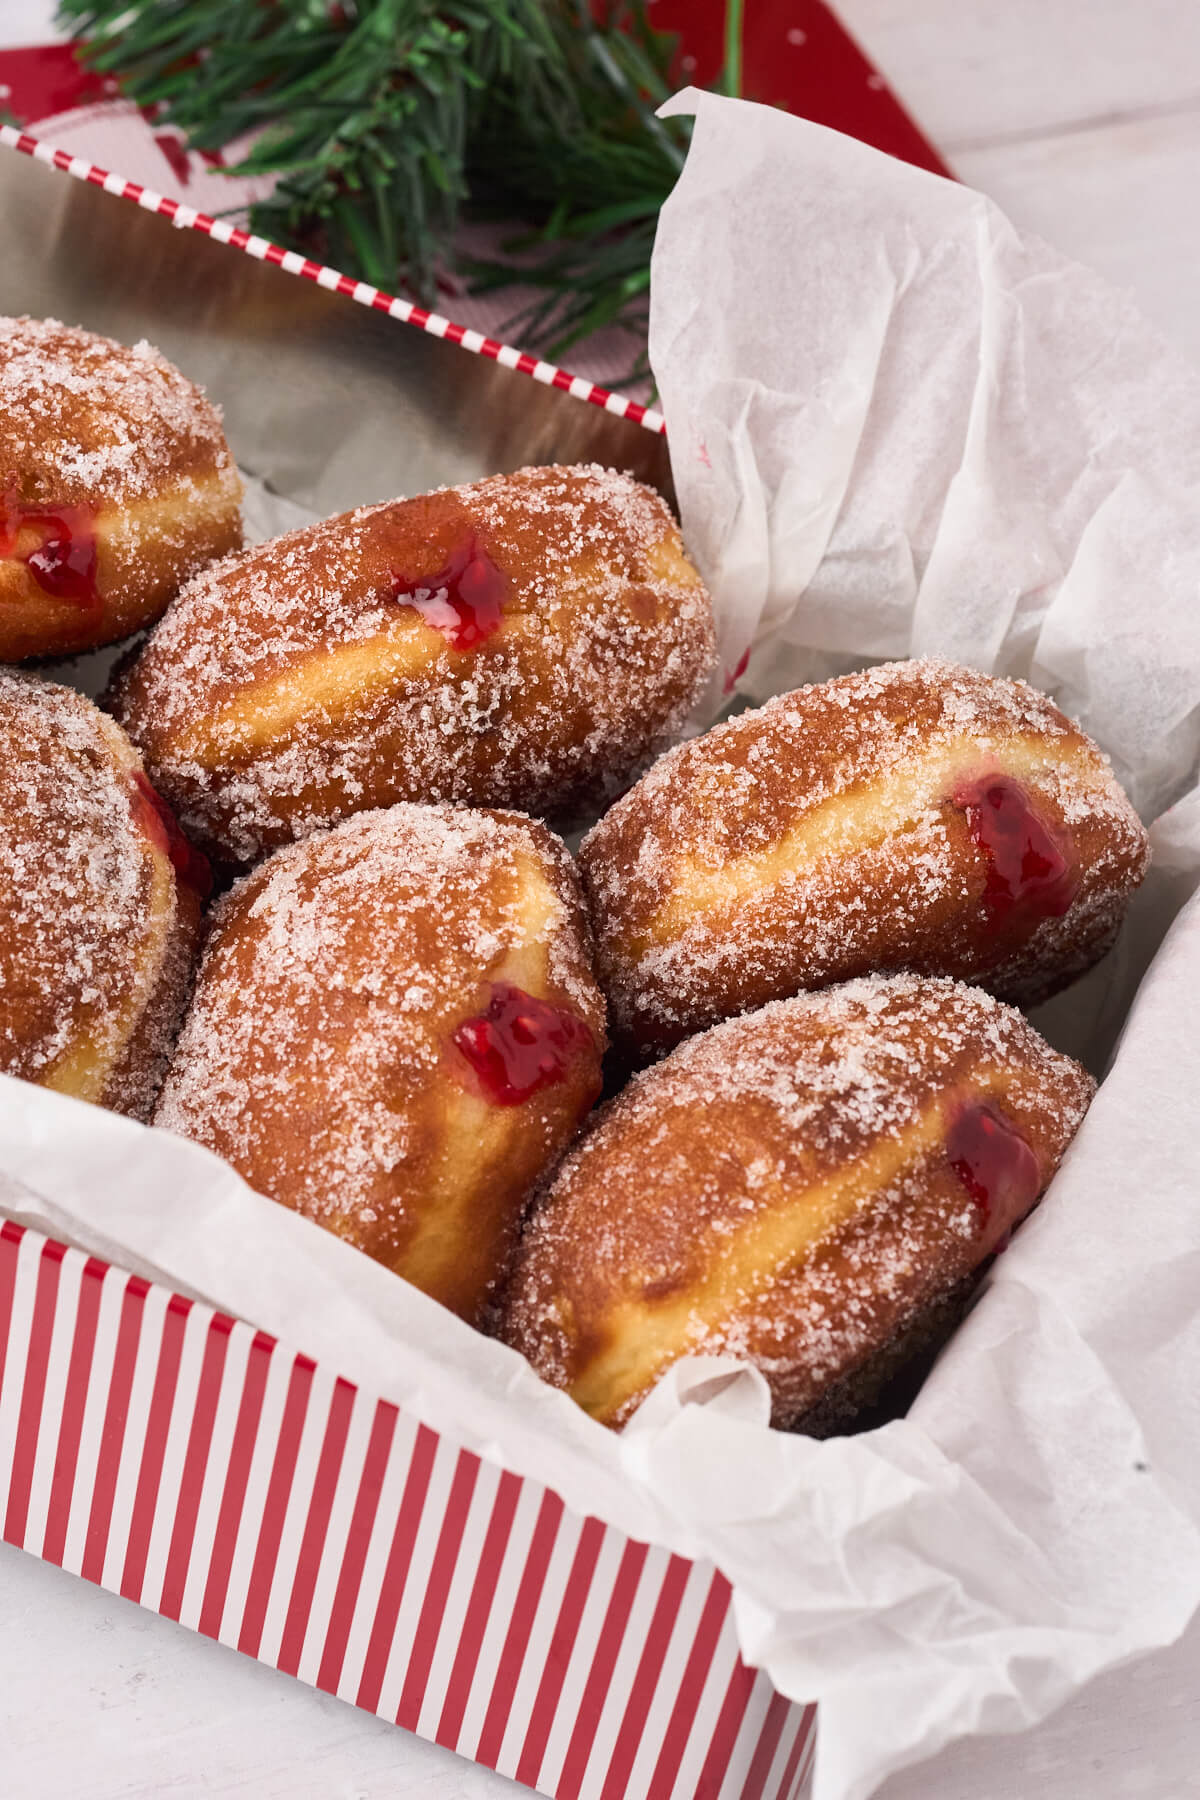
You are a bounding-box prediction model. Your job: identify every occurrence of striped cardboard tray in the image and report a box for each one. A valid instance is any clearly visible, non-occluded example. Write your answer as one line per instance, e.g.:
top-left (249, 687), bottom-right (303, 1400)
top-left (0, 1218), bottom-right (816, 1798)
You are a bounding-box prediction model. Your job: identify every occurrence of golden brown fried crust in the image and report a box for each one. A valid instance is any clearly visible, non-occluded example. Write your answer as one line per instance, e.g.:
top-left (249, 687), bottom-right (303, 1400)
top-left (497, 975), bottom-right (1095, 1430)
top-left (0, 315), bottom-right (242, 660)
top-left (790, 1274), bottom-right (978, 1439)
top-left (579, 657), bottom-right (1151, 1056)
top-left (154, 804), bottom-right (608, 1322)
top-left (101, 884), bottom-right (203, 1123)
top-left (0, 670), bottom-right (200, 1119)
top-left (107, 464), bottom-right (717, 863)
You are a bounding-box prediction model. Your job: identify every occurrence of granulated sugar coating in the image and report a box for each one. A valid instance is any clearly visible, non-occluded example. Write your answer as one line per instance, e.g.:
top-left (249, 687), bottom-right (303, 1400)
top-left (0, 670), bottom-right (200, 1119)
top-left (0, 316), bottom-right (242, 661)
top-left (155, 803), bottom-right (606, 1322)
top-left (580, 657), bottom-right (1151, 1055)
top-left (0, 316), bottom-right (235, 504)
top-left (109, 464), bottom-right (717, 863)
top-left (499, 973), bottom-right (1096, 1431)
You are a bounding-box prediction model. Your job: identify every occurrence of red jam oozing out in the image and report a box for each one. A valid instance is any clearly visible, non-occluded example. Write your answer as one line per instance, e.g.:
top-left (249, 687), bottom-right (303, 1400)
top-left (451, 983), bottom-right (595, 1107)
top-left (947, 1100), bottom-right (1042, 1229)
top-left (723, 646), bottom-right (751, 695)
top-left (128, 772), bottom-right (214, 899)
top-left (1, 484), bottom-right (102, 612)
top-left (954, 774), bottom-right (1079, 925)
top-left (388, 534), bottom-right (507, 651)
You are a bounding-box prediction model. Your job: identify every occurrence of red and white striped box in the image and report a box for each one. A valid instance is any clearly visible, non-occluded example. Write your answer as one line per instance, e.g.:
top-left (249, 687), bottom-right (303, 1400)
top-left (0, 127), bottom-right (818, 1798)
top-left (0, 1218), bottom-right (816, 1799)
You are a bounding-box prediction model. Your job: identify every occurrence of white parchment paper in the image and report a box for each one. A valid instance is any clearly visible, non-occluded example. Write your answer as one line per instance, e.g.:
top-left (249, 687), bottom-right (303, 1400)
top-left (4, 90), bottom-right (1200, 1800)
top-left (639, 90), bottom-right (1200, 1797)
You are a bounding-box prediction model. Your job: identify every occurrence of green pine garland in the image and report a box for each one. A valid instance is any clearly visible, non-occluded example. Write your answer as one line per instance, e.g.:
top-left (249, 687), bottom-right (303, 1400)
top-left (57, 1), bottom-right (738, 376)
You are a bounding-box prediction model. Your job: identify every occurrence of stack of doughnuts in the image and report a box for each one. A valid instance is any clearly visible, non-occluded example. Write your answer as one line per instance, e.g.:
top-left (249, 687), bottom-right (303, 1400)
top-left (0, 313), bottom-right (721, 1321)
top-left (0, 316), bottom-right (233, 1119)
top-left (0, 311), bottom-right (1151, 1437)
top-left (496, 657), bottom-right (1147, 1429)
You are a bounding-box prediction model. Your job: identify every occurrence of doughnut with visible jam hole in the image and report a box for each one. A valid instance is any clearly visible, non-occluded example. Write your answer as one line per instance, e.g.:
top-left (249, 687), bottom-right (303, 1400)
top-left (0, 316), bottom-right (242, 661)
top-left (498, 974), bottom-right (1095, 1431)
top-left (108, 463), bottom-right (717, 864)
top-left (154, 804), bottom-right (606, 1322)
top-left (0, 670), bottom-right (208, 1118)
top-left (580, 657), bottom-right (1150, 1056)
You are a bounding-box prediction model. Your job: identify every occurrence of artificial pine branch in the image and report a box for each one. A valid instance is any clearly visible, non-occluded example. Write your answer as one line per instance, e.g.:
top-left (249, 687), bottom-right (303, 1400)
top-left (57, 0), bottom-right (725, 372)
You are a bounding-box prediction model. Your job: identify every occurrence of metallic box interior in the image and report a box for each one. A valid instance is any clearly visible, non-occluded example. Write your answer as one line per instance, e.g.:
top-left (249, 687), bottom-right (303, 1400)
top-left (0, 148), bottom-right (673, 518)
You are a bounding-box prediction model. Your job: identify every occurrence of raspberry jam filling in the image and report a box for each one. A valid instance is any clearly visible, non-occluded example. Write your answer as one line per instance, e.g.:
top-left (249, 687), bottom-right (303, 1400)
top-left (723, 646), bottom-right (751, 695)
top-left (128, 772), bottom-right (214, 899)
top-left (947, 1099), bottom-right (1042, 1228)
top-left (954, 773), bottom-right (1079, 924)
top-left (1, 484), bottom-right (101, 611)
top-left (388, 533), bottom-right (507, 650)
top-left (451, 982), bottom-right (595, 1106)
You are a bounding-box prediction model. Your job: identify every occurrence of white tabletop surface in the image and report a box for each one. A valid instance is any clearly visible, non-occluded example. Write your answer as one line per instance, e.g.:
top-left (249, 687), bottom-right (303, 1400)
top-left (3, 2), bottom-right (1200, 1797)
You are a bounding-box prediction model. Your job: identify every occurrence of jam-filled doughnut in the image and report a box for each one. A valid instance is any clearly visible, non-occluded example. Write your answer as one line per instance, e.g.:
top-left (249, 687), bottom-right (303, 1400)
top-left (499, 974), bottom-right (1094, 1430)
top-left (0, 670), bottom-right (208, 1118)
top-left (108, 464), bottom-right (716, 863)
top-left (0, 316), bottom-right (242, 662)
top-left (580, 657), bottom-right (1150, 1056)
top-left (154, 804), bottom-right (606, 1321)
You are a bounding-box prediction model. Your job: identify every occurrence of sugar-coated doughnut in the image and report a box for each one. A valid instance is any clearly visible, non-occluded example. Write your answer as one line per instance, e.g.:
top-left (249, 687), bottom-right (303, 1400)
top-left (499, 974), bottom-right (1094, 1430)
top-left (0, 316), bottom-right (242, 661)
top-left (108, 464), bottom-right (716, 863)
top-left (0, 670), bottom-right (208, 1118)
top-left (154, 804), bottom-right (606, 1321)
top-left (580, 657), bottom-right (1150, 1055)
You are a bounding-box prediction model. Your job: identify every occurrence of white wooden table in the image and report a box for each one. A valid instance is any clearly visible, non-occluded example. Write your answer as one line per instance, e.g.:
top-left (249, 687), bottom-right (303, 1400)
top-left (3, 2), bottom-right (1200, 1796)
top-left (848, 0), bottom-right (1200, 374)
